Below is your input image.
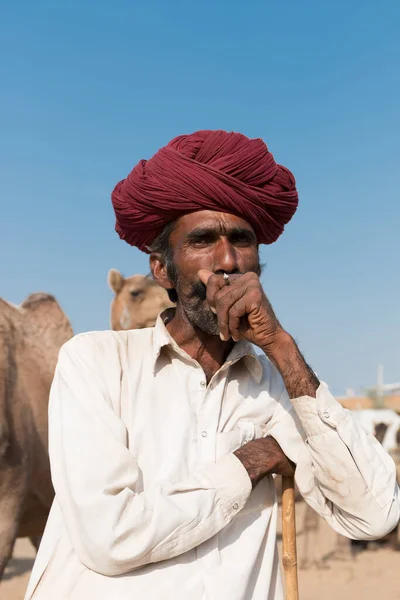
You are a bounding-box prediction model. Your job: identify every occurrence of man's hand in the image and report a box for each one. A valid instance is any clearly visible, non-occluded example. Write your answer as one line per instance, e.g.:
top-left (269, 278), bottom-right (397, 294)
top-left (234, 437), bottom-right (295, 489)
top-left (198, 269), bottom-right (283, 350)
top-left (198, 268), bottom-right (320, 399)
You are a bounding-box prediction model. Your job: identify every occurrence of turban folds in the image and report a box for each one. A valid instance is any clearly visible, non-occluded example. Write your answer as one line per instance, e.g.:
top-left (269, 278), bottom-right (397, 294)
top-left (111, 130), bottom-right (298, 252)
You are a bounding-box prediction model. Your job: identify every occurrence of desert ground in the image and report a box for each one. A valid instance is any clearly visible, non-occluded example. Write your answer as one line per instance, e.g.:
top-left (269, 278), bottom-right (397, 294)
top-left (3, 502), bottom-right (399, 600)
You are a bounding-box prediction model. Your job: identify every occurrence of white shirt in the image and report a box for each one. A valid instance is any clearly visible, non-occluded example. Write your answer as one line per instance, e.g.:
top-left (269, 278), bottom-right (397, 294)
top-left (25, 316), bottom-right (399, 600)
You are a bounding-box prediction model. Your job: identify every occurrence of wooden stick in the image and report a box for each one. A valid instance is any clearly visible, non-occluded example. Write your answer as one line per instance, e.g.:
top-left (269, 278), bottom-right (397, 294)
top-left (281, 475), bottom-right (299, 600)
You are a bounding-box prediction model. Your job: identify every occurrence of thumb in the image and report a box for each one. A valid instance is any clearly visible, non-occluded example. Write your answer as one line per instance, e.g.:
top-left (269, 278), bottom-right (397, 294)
top-left (198, 269), bottom-right (214, 285)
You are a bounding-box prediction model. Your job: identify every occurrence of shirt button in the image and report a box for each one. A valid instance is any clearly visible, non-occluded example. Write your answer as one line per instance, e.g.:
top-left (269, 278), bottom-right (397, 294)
top-left (323, 410), bottom-right (330, 419)
top-left (200, 381), bottom-right (206, 388)
top-left (233, 503), bottom-right (239, 510)
top-left (201, 431), bottom-right (208, 438)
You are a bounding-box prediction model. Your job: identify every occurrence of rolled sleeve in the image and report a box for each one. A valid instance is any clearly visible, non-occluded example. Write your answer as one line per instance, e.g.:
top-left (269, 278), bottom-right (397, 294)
top-left (268, 382), bottom-right (400, 541)
top-left (291, 382), bottom-right (349, 437)
top-left (204, 453), bottom-right (252, 519)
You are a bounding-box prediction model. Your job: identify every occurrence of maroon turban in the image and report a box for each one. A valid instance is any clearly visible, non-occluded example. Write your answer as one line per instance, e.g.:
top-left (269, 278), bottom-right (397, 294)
top-left (111, 130), bottom-right (298, 252)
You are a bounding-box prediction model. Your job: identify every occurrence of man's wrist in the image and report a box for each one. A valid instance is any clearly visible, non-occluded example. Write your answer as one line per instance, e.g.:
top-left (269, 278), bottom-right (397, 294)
top-left (234, 437), bottom-right (293, 488)
top-left (261, 330), bottom-right (319, 400)
top-left (260, 329), bottom-right (295, 366)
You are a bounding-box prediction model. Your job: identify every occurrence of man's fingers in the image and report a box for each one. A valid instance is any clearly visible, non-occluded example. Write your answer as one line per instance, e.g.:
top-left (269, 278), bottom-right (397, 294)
top-left (227, 298), bottom-right (249, 342)
top-left (197, 271), bottom-right (263, 341)
top-left (198, 272), bottom-right (228, 315)
top-left (220, 280), bottom-right (261, 340)
top-left (197, 269), bottom-right (214, 286)
top-left (214, 285), bottom-right (247, 341)
top-left (197, 270), bottom-right (225, 315)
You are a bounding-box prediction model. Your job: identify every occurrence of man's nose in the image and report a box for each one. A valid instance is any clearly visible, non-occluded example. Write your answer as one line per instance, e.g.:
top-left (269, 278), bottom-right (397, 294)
top-left (214, 238), bottom-right (238, 274)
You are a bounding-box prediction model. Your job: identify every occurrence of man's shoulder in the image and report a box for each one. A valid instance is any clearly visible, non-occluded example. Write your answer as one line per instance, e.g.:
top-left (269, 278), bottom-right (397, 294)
top-left (60, 328), bottom-right (155, 358)
top-left (251, 350), bottom-right (286, 398)
top-left (251, 350), bottom-right (279, 378)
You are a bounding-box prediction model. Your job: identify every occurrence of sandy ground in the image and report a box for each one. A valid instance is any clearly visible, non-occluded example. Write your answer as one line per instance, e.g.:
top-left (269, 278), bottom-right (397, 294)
top-left (2, 538), bottom-right (35, 600)
top-left (3, 502), bottom-right (399, 600)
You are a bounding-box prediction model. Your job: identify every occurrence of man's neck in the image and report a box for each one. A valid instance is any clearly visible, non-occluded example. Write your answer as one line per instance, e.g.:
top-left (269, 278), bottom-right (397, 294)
top-left (165, 306), bottom-right (235, 382)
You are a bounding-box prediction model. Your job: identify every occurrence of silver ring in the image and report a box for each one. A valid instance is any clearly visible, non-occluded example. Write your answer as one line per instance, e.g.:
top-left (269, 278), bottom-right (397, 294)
top-left (223, 273), bottom-right (230, 285)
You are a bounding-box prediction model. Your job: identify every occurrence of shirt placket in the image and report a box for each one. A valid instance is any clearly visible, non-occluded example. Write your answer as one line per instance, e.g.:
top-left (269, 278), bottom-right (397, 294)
top-left (196, 372), bottom-right (227, 465)
top-left (194, 369), bottom-right (228, 574)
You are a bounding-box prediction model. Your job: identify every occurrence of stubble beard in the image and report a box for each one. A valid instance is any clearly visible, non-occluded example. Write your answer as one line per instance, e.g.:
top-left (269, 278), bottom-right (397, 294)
top-left (184, 299), bottom-right (220, 336)
top-left (176, 279), bottom-right (220, 336)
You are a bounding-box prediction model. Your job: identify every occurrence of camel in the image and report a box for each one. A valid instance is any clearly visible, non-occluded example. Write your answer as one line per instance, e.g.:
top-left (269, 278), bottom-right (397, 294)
top-left (0, 293), bottom-right (73, 579)
top-left (108, 269), bottom-right (175, 330)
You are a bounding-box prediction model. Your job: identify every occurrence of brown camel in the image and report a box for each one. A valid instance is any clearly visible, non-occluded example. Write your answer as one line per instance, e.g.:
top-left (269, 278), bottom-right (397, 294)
top-left (108, 269), bottom-right (174, 330)
top-left (0, 293), bottom-right (73, 578)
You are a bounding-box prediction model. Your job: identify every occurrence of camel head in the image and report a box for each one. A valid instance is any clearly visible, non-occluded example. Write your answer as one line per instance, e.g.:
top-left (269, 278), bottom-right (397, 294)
top-left (108, 269), bottom-right (175, 331)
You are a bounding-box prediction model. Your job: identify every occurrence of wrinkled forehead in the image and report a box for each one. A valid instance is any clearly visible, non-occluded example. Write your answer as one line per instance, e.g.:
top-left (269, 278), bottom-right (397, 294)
top-left (171, 210), bottom-right (256, 239)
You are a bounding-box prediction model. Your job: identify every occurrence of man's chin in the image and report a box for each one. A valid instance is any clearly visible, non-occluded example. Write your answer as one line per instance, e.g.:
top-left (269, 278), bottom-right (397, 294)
top-left (184, 306), bottom-right (220, 336)
top-left (197, 324), bottom-right (220, 336)
top-left (193, 317), bottom-right (220, 337)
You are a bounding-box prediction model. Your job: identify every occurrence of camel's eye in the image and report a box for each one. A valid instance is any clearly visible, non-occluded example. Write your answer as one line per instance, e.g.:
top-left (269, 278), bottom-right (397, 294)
top-left (130, 290), bottom-right (143, 298)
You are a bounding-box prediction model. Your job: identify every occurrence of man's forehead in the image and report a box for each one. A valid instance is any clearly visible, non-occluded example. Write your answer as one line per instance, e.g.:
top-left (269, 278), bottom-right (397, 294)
top-left (174, 210), bottom-right (255, 235)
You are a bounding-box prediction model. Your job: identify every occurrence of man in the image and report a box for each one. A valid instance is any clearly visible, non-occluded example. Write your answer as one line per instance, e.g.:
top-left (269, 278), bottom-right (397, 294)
top-left (25, 130), bottom-right (399, 600)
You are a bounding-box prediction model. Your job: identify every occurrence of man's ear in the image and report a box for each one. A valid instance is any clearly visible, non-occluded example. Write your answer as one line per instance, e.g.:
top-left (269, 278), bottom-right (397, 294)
top-left (149, 253), bottom-right (174, 291)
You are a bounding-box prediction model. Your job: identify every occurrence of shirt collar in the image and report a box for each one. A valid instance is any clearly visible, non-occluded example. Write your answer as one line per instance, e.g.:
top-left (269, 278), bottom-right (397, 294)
top-left (152, 310), bottom-right (263, 383)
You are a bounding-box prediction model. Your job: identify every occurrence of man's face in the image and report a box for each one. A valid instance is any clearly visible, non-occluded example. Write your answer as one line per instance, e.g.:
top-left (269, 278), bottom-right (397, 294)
top-left (165, 210), bottom-right (260, 335)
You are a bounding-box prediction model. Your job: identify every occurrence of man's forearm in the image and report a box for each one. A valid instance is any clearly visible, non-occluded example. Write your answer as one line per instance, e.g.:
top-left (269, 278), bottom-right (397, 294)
top-left (234, 437), bottom-right (296, 488)
top-left (262, 330), bottom-right (319, 399)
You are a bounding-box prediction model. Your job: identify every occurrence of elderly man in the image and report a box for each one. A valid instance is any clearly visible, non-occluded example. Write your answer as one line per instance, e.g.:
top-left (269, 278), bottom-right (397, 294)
top-left (25, 130), bottom-right (399, 600)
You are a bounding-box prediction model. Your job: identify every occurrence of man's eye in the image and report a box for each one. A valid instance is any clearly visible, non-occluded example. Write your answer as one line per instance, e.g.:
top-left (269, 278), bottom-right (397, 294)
top-left (231, 236), bottom-right (252, 246)
top-left (192, 237), bottom-right (214, 246)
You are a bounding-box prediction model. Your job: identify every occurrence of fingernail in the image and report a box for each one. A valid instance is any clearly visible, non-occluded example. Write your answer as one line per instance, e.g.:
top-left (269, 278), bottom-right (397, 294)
top-left (220, 333), bottom-right (226, 341)
top-left (210, 307), bottom-right (217, 314)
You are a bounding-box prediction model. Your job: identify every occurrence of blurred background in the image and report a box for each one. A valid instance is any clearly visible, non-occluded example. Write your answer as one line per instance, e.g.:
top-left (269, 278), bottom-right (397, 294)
top-left (1, 0), bottom-right (399, 396)
top-left (1, 2), bottom-right (400, 599)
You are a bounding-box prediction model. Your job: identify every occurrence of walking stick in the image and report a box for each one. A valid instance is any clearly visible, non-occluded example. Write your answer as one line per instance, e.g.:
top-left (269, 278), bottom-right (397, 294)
top-left (281, 475), bottom-right (299, 600)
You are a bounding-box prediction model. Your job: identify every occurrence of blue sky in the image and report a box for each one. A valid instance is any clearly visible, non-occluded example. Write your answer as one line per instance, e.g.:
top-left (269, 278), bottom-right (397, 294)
top-left (1, 0), bottom-right (399, 395)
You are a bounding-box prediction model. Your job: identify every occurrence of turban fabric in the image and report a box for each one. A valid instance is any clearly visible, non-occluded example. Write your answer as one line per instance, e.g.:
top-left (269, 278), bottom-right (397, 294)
top-left (111, 130), bottom-right (299, 252)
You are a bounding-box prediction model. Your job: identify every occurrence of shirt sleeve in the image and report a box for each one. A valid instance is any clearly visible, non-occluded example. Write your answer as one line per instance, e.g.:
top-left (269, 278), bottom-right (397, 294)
top-left (49, 335), bottom-right (252, 576)
top-left (267, 381), bottom-right (400, 541)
